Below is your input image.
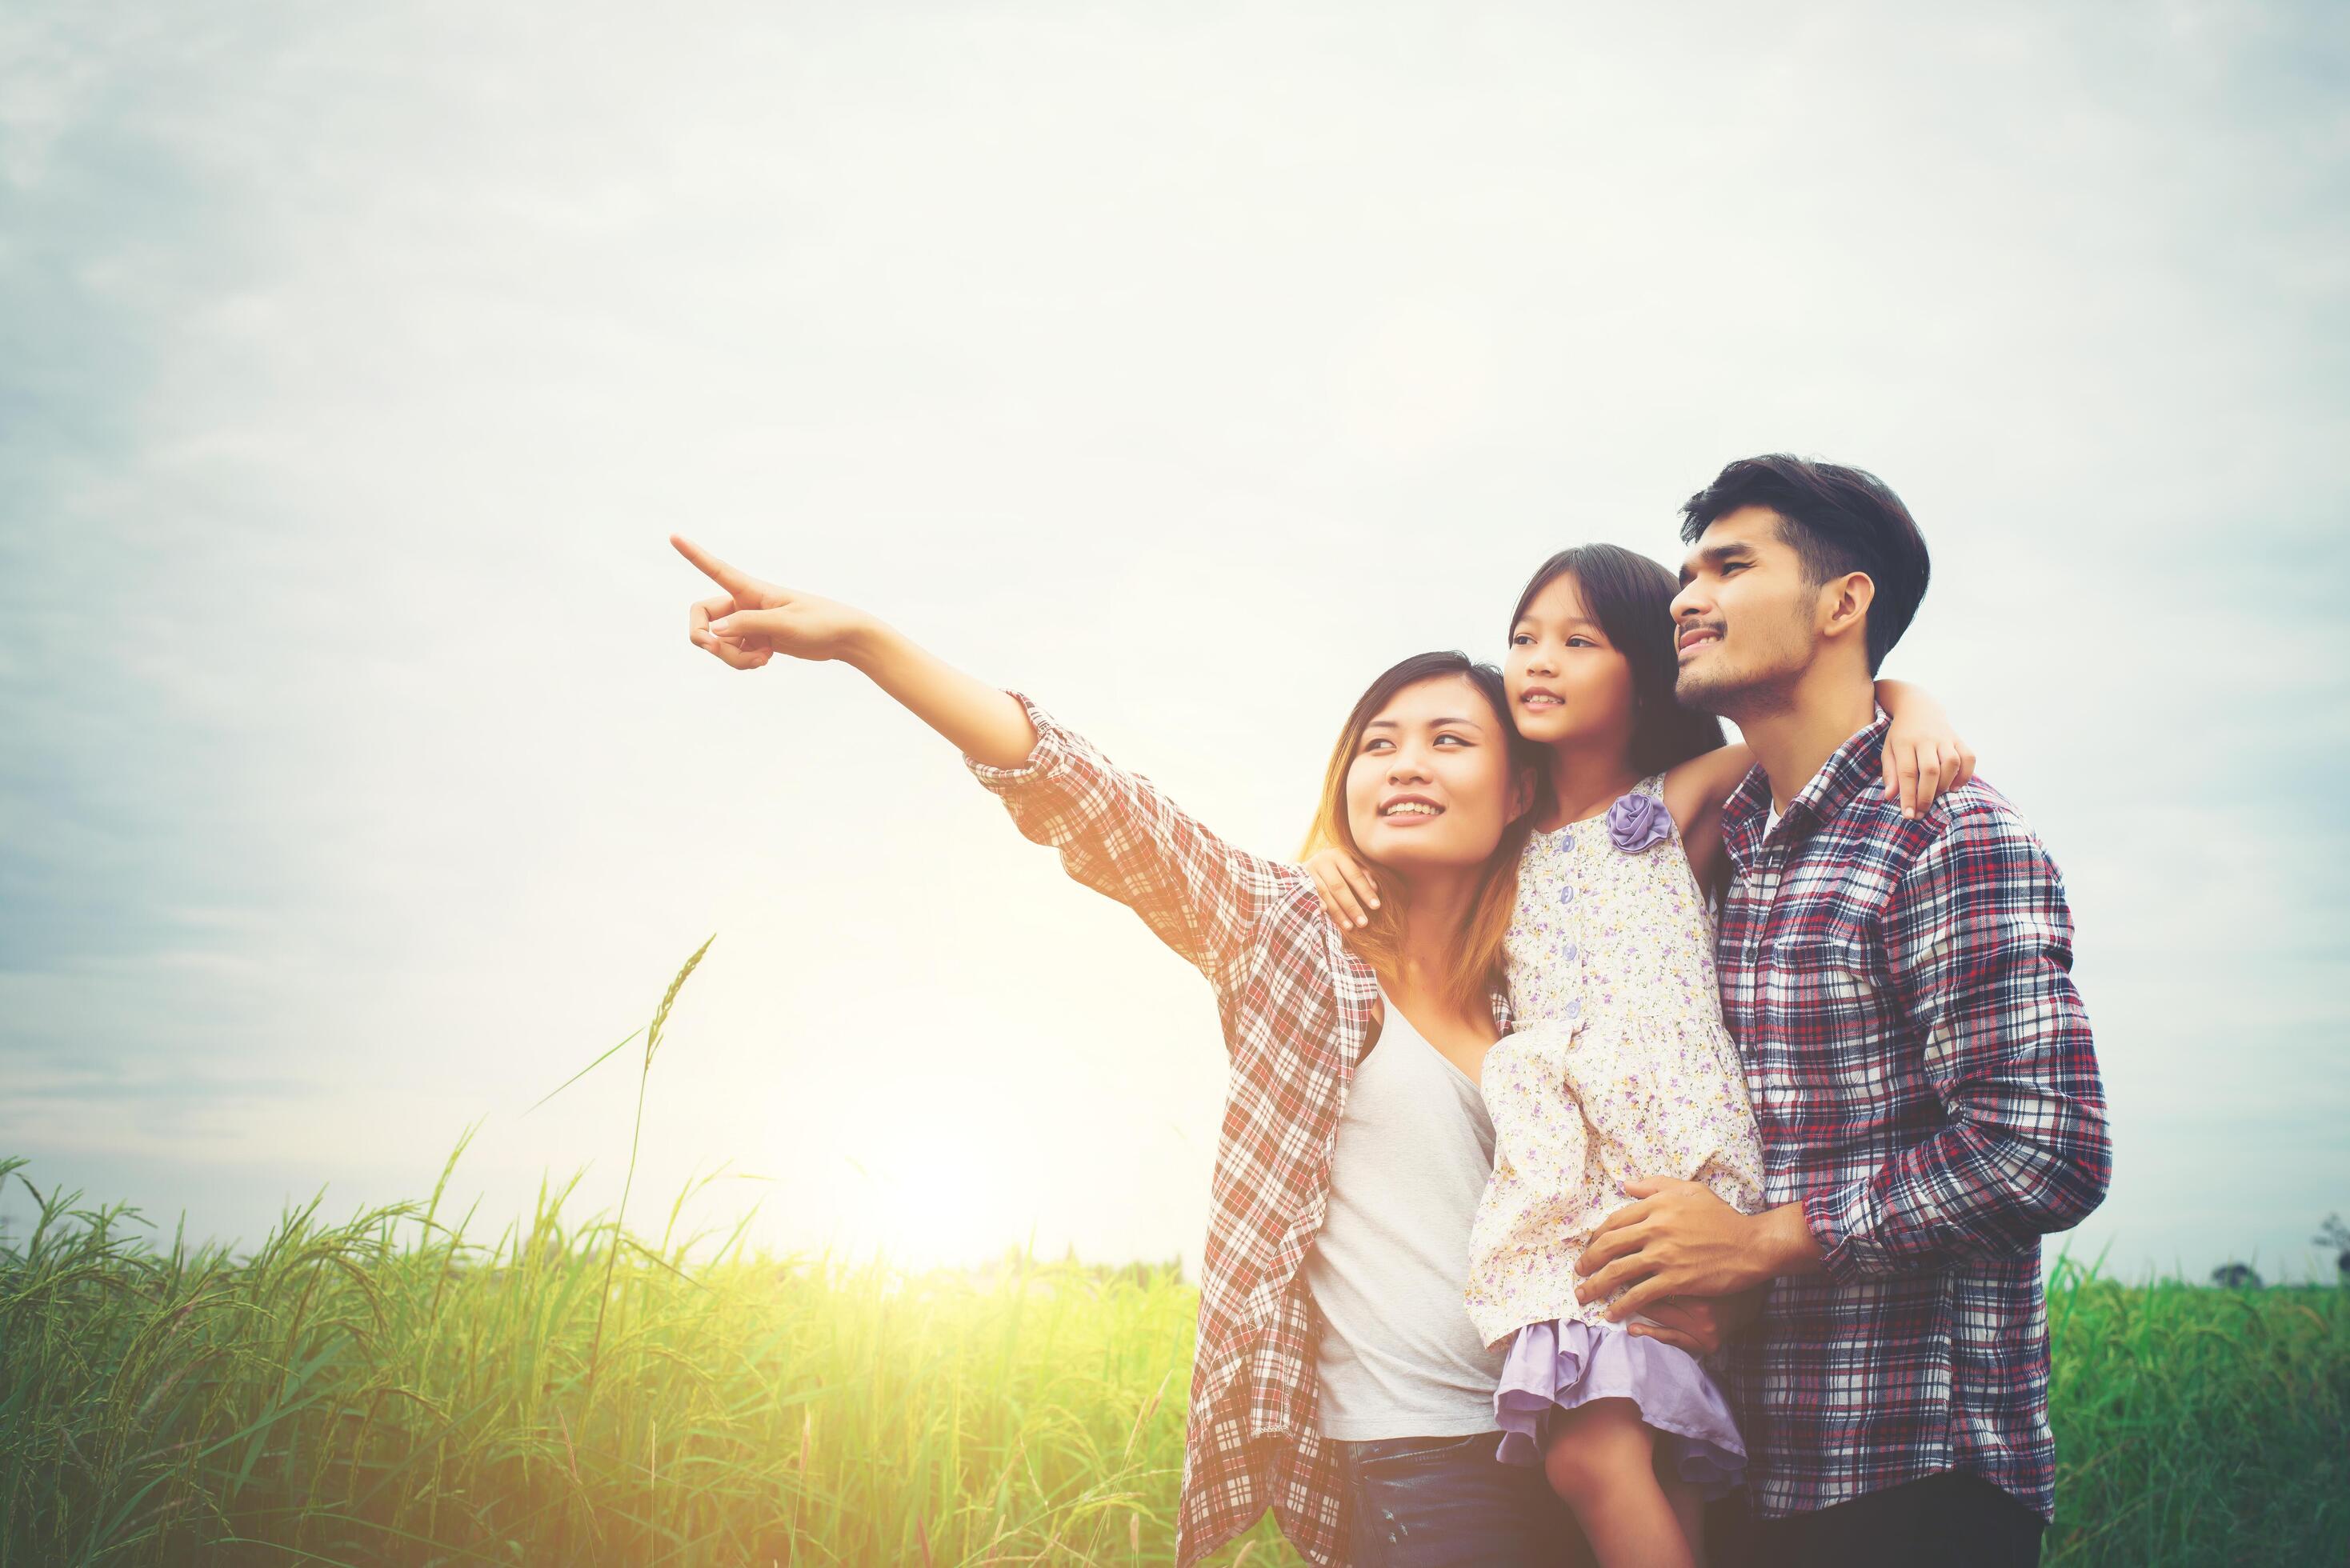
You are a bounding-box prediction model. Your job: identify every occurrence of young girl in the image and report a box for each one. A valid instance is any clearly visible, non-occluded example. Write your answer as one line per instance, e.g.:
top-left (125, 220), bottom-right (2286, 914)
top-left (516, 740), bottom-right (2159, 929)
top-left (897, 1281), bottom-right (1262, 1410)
top-left (1306, 544), bottom-right (1973, 1568)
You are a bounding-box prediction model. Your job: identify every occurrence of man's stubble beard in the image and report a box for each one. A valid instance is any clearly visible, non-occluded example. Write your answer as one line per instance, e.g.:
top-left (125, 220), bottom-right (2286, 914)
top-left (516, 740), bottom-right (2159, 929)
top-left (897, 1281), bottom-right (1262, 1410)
top-left (1675, 654), bottom-right (1801, 729)
top-left (1675, 598), bottom-right (1816, 726)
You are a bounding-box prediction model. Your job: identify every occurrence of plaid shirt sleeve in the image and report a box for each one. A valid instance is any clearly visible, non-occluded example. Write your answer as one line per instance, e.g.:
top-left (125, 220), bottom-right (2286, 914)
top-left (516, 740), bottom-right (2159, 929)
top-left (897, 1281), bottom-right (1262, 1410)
top-left (1803, 798), bottom-right (2112, 1280)
top-left (964, 692), bottom-right (1290, 994)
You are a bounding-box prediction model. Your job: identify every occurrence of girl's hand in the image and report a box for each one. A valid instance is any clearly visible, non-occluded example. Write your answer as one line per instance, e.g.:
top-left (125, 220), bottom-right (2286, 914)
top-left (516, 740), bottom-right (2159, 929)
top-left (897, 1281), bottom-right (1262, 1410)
top-left (1880, 707), bottom-right (1976, 820)
top-left (1305, 848), bottom-right (1380, 929)
top-left (672, 534), bottom-right (878, 669)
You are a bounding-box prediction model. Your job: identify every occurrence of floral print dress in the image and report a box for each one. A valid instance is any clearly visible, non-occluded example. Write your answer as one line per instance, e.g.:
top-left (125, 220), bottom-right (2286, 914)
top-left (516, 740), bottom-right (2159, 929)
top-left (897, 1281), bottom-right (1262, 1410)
top-left (1466, 774), bottom-right (1768, 1346)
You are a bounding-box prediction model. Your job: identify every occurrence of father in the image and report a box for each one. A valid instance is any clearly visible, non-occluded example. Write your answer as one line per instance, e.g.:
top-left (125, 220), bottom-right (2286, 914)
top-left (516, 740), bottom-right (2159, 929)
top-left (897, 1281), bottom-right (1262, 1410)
top-left (1571, 455), bottom-right (2111, 1566)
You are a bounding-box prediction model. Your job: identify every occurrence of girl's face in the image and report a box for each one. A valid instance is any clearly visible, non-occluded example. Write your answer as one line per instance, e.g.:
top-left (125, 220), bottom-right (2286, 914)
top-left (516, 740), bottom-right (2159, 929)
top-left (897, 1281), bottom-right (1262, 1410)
top-left (1506, 571), bottom-right (1637, 760)
top-left (1343, 674), bottom-right (1527, 875)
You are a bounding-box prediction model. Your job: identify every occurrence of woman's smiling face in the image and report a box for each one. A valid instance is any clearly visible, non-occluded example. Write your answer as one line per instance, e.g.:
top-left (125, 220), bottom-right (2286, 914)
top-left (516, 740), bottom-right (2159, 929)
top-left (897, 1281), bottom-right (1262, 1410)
top-left (1343, 674), bottom-right (1527, 874)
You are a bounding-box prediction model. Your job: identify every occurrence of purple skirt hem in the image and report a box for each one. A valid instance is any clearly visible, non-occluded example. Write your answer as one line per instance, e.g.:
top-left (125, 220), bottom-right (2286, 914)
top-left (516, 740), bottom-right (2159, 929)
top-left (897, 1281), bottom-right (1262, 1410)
top-left (1491, 1318), bottom-right (1747, 1501)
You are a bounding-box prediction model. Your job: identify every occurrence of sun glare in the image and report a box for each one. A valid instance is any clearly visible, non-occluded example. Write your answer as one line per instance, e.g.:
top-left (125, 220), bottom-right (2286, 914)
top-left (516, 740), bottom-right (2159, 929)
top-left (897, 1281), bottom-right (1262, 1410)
top-left (832, 1134), bottom-right (1036, 1271)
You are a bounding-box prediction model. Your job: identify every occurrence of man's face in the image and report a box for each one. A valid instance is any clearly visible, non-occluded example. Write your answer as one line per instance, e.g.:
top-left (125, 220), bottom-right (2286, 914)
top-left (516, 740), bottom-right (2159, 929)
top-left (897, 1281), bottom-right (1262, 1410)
top-left (1670, 506), bottom-right (1822, 714)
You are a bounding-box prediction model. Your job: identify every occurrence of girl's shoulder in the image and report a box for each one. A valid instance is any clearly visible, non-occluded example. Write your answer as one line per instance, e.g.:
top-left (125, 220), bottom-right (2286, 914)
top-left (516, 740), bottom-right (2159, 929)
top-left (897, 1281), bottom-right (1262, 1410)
top-left (1521, 779), bottom-right (1707, 903)
top-left (1598, 775), bottom-right (1681, 854)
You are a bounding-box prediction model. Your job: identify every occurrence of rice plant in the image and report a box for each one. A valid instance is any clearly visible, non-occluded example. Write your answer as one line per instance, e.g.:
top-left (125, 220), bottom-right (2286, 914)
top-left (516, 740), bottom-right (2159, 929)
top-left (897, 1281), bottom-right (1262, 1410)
top-left (2, 940), bottom-right (2339, 1564)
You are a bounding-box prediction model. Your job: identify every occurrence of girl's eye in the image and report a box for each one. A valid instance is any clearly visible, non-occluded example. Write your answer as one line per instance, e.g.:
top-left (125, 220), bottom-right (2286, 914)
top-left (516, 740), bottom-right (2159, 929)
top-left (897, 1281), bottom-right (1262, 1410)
top-left (1510, 633), bottom-right (1533, 646)
top-left (1566, 636), bottom-right (1595, 649)
top-left (1435, 734), bottom-right (1467, 746)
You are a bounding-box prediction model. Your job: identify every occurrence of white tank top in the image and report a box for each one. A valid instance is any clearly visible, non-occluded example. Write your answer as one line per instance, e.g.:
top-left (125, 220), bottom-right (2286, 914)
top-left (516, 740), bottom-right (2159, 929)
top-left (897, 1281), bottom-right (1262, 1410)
top-left (1304, 992), bottom-right (1503, 1440)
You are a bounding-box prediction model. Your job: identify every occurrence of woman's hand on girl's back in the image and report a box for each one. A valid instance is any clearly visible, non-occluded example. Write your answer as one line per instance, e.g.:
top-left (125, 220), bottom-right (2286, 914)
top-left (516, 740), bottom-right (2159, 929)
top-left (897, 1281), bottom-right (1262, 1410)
top-left (672, 534), bottom-right (879, 670)
top-left (1304, 848), bottom-right (1381, 929)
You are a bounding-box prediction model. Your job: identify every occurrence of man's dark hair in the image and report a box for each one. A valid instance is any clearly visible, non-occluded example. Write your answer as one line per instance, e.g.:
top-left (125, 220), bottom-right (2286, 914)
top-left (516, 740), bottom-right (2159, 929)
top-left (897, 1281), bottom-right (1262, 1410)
top-left (1678, 454), bottom-right (1931, 674)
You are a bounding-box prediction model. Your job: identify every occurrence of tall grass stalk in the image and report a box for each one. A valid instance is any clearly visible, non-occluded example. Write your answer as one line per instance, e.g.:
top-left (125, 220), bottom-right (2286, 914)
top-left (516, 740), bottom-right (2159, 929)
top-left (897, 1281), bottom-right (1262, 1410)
top-left (580, 934), bottom-right (713, 1403)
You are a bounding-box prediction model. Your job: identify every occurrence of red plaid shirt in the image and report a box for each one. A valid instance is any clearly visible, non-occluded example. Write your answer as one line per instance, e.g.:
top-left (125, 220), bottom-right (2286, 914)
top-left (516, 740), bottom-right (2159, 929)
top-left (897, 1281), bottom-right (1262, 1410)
top-left (969, 696), bottom-right (1491, 1568)
top-left (1715, 714), bottom-right (2110, 1522)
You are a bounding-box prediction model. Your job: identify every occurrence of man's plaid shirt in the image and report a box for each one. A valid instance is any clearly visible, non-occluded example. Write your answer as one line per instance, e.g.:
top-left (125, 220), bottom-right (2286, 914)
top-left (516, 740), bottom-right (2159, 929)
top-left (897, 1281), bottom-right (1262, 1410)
top-left (969, 695), bottom-right (1437, 1568)
top-left (1715, 714), bottom-right (2110, 1523)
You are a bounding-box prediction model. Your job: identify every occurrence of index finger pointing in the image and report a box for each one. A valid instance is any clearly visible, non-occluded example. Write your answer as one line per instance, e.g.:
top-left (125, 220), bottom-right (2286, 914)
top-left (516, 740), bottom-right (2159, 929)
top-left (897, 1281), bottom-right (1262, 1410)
top-left (671, 534), bottom-right (758, 596)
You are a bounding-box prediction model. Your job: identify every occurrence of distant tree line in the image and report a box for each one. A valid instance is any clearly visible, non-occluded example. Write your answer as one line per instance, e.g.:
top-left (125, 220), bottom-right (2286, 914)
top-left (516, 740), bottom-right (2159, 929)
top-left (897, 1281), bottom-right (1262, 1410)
top-left (2211, 1213), bottom-right (2350, 1290)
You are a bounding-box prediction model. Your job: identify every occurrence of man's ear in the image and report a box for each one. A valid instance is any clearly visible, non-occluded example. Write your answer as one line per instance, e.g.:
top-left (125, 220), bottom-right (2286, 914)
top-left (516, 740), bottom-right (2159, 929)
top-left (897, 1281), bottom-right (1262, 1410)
top-left (1819, 571), bottom-right (1876, 648)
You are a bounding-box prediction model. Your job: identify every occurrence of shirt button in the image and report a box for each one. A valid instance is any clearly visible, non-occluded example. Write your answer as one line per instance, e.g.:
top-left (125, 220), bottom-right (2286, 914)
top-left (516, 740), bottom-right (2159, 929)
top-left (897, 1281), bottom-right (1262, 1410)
top-left (1557, 886), bottom-right (1575, 906)
top-left (1561, 943), bottom-right (1578, 962)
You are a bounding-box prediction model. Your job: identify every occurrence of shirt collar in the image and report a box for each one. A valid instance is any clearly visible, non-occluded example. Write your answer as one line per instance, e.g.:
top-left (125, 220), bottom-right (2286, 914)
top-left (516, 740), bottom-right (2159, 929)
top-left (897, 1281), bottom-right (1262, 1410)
top-left (1721, 762), bottom-right (1774, 877)
top-left (1726, 708), bottom-right (1892, 870)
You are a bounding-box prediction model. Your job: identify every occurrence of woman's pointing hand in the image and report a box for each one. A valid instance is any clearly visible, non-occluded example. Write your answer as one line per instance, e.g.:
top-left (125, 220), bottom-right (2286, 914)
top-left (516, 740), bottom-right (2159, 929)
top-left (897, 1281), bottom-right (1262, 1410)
top-left (671, 534), bottom-right (879, 669)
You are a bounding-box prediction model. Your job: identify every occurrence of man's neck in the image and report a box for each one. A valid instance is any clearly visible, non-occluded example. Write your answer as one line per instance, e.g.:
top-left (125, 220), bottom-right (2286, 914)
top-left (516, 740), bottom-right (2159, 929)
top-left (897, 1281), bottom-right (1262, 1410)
top-left (1734, 667), bottom-right (1880, 813)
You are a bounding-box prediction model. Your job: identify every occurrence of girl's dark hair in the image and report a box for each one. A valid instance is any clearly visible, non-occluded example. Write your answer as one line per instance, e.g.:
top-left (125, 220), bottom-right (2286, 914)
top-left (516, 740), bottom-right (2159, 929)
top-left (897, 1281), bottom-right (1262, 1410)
top-left (1508, 544), bottom-right (1727, 775)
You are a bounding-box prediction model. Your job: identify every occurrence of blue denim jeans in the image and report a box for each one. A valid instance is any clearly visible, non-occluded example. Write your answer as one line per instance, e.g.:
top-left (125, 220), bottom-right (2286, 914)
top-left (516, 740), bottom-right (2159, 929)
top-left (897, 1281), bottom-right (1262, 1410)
top-left (1338, 1432), bottom-right (1591, 1568)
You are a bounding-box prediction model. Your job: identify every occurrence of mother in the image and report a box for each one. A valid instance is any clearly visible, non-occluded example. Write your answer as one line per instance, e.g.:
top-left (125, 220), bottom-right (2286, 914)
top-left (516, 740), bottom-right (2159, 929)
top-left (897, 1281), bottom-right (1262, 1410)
top-left (671, 536), bottom-right (1720, 1566)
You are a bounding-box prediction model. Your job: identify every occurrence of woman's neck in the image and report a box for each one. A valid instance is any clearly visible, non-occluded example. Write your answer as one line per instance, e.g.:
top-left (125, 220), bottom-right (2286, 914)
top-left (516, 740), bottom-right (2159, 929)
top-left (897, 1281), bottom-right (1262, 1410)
top-left (1389, 866), bottom-right (1479, 1010)
top-left (1538, 740), bottom-right (1642, 830)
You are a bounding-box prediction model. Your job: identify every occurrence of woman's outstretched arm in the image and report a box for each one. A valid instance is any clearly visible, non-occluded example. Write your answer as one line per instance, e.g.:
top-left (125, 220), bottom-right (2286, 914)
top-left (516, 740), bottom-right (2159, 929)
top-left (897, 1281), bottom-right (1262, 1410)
top-left (674, 534), bottom-right (1287, 989)
top-left (676, 534), bottom-right (1037, 765)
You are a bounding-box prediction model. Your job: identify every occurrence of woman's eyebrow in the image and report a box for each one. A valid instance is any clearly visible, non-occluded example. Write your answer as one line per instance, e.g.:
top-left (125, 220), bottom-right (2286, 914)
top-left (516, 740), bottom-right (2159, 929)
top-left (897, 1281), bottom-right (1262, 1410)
top-left (1365, 715), bottom-right (1486, 732)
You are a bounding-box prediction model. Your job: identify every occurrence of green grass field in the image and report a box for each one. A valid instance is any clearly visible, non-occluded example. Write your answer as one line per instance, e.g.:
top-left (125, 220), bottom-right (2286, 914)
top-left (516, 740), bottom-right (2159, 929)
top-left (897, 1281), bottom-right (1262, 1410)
top-left (2, 1150), bottom-right (2343, 1567)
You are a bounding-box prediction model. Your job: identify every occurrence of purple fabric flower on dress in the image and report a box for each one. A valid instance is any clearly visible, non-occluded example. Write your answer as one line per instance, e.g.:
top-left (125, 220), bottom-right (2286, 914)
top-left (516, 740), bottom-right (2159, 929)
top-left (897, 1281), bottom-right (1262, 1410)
top-left (1607, 791), bottom-right (1672, 854)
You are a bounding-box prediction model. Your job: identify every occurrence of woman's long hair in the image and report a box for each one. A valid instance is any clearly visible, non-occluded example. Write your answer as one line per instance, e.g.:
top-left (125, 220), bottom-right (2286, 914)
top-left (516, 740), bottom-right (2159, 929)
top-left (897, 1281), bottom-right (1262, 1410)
top-left (1509, 543), bottom-right (1727, 775)
top-left (1298, 651), bottom-right (1545, 1017)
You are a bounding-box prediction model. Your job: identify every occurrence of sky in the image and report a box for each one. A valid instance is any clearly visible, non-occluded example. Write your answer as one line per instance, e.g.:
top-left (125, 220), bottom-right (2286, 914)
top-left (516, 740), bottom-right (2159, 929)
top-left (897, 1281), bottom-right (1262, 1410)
top-left (2, 1), bottom-right (2346, 1282)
